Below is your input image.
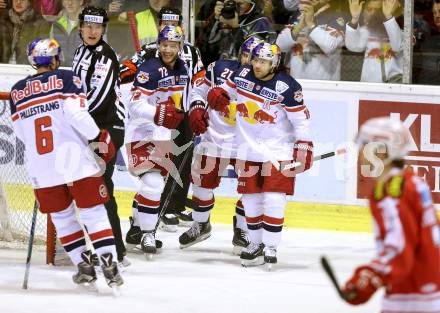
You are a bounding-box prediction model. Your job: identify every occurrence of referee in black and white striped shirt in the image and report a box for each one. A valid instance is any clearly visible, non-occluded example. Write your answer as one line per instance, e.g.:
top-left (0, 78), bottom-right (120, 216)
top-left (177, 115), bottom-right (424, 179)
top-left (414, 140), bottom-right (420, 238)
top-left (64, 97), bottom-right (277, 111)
top-left (72, 6), bottom-right (127, 265)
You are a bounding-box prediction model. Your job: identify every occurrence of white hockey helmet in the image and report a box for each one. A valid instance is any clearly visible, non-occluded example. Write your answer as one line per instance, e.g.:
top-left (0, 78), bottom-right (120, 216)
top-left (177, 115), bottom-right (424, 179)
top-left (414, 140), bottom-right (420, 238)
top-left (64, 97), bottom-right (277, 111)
top-left (157, 25), bottom-right (184, 46)
top-left (27, 38), bottom-right (63, 68)
top-left (356, 117), bottom-right (411, 161)
top-left (251, 42), bottom-right (281, 72)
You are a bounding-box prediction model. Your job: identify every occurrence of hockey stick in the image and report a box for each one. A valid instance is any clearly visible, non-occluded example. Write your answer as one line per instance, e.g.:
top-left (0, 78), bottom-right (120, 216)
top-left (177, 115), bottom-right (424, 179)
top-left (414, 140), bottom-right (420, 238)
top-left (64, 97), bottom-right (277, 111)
top-left (153, 106), bottom-right (210, 233)
top-left (321, 256), bottom-right (345, 299)
top-left (279, 147), bottom-right (347, 171)
top-left (321, 256), bottom-right (357, 301)
top-left (22, 201), bottom-right (39, 290)
top-left (127, 10), bottom-right (141, 52)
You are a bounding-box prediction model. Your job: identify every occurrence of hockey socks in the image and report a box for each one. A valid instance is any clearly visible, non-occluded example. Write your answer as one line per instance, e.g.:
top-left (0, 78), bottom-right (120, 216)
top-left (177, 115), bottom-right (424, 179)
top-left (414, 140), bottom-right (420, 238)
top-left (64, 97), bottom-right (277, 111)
top-left (79, 204), bottom-right (117, 260)
top-left (51, 203), bottom-right (86, 265)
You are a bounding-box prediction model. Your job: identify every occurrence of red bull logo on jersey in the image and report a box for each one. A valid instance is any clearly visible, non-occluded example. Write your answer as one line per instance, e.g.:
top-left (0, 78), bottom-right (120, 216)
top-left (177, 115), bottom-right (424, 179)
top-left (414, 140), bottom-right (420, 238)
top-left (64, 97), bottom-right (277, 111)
top-left (218, 104), bottom-right (231, 119)
top-left (253, 110), bottom-right (277, 124)
top-left (11, 75), bottom-right (63, 103)
top-left (236, 103), bottom-right (249, 118)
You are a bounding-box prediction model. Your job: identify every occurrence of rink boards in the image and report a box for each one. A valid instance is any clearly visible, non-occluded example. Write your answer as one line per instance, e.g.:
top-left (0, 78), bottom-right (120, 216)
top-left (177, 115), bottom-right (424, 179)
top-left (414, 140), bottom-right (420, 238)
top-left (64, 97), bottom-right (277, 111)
top-left (0, 65), bottom-right (439, 233)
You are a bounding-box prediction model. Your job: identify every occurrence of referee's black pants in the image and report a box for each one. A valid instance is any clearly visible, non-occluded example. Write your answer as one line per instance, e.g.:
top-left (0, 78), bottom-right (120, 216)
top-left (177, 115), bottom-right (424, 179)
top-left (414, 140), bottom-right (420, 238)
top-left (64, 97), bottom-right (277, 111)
top-left (103, 125), bottom-right (126, 261)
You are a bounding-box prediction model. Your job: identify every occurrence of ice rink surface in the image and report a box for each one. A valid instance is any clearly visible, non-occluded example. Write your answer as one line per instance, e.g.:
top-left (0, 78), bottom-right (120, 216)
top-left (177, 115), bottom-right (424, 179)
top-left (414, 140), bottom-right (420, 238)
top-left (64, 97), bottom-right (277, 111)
top-left (0, 222), bottom-right (383, 313)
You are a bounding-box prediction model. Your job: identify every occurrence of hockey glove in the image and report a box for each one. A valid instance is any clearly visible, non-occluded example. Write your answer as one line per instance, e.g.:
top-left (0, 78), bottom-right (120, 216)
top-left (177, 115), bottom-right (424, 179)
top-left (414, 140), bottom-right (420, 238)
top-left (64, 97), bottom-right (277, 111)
top-left (342, 265), bottom-right (384, 305)
top-left (292, 140), bottom-right (314, 174)
top-left (90, 129), bottom-right (115, 164)
top-left (207, 87), bottom-right (230, 112)
top-left (154, 96), bottom-right (184, 129)
top-left (189, 101), bottom-right (209, 136)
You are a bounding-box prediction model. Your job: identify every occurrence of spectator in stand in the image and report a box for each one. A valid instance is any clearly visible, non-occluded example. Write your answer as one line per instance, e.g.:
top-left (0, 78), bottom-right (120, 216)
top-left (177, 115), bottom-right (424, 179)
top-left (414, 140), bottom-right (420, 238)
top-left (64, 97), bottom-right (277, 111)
top-left (195, 0), bottom-right (218, 65)
top-left (0, 0), bottom-right (51, 64)
top-left (277, 0), bottom-right (345, 80)
top-left (33, 0), bottom-right (61, 17)
top-left (345, 0), bottom-right (403, 83)
top-left (205, 0), bottom-right (276, 61)
top-left (90, 0), bottom-right (147, 17)
top-left (50, 0), bottom-right (84, 66)
top-left (0, 0), bottom-right (10, 11)
top-left (263, 0), bottom-right (295, 27)
top-left (132, 0), bottom-right (171, 46)
top-left (414, 0), bottom-right (440, 85)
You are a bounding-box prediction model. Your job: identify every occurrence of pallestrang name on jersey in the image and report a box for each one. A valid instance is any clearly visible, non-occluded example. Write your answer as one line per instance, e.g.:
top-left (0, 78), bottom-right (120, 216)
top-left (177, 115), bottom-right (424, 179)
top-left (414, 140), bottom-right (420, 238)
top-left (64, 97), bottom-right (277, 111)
top-left (19, 101), bottom-right (60, 120)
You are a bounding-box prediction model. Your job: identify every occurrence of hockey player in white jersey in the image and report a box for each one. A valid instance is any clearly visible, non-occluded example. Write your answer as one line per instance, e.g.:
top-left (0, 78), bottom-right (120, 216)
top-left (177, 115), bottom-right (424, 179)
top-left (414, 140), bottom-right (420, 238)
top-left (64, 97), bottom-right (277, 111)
top-left (9, 38), bottom-right (123, 289)
top-left (125, 25), bottom-right (186, 259)
top-left (179, 36), bottom-right (264, 254)
top-left (208, 43), bottom-right (314, 269)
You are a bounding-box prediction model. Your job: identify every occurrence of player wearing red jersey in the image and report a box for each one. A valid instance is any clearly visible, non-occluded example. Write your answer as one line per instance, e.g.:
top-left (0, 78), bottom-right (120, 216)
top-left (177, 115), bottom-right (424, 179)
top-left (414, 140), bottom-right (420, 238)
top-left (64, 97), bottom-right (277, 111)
top-left (342, 117), bottom-right (440, 312)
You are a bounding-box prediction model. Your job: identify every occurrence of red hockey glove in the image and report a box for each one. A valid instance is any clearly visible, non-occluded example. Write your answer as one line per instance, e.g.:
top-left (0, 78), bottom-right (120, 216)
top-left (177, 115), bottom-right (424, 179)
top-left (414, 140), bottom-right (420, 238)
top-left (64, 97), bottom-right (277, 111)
top-left (154, 97), bottom-right (184, 129)
top-left (90, 129), bottom-right (115, 164)
top-left (342, 265), bottom-right (384, 305)
top-left (189, 101), bottom-right (209, 136)
top-left (207, 86), bottom-right (230, 112)
top-left (292, 140), bottom-right (314, 173)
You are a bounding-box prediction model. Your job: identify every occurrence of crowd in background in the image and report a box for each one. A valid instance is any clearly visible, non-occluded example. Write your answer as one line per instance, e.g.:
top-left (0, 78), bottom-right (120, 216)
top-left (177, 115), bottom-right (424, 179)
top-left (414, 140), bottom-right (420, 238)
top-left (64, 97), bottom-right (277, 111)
top-left (0, 0), bottom-right (438, 84)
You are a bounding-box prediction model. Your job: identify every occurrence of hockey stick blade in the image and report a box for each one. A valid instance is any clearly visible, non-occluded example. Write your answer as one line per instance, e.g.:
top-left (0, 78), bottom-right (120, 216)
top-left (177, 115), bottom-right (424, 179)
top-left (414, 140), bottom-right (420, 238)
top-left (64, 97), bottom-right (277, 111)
top-left (280, 148), bottom-right (347, 171)
top-left (320, 256), bottom-right (346, 300)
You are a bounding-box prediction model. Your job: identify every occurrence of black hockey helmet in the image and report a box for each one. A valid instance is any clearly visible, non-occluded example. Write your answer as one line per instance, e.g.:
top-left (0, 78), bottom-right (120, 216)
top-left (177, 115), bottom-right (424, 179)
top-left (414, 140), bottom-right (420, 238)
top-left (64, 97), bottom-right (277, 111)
top-left (158, 7), bottom-right (183, 26)
top-left (79, 6), bottom-right (109, 26)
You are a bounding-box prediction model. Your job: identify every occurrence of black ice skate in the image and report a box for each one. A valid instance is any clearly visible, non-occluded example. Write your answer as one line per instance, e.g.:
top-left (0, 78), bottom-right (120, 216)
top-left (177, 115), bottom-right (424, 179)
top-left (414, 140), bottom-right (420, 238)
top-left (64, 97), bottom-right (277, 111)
top-left (264, 246), bottom-right (277, 271)
top-left (159, 214), bottom-right (179, 232)
top-left (72, 250), bottom-right (97, 289)
top-left (176, 209), bottom-right (193, 227)
top-left (179, 221), bottom-right (211, 249)
top-left (240, 243), bottom-right (265, 267)
top-left (125, 216), bottom-right (142, 248)
top-left (100, 253), bottom-right (124, 296)
top-left (232, 216), bottom-right (250, 255)
top-left (140, 231), bottom-right (157, 260)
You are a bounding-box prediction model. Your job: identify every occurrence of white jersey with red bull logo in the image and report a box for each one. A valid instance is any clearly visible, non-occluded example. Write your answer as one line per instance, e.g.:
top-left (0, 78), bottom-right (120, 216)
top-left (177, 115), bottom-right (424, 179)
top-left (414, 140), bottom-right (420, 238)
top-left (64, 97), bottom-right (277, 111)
top-left (190, 59), bottom-right (241, 158)
top-left (9, 69), bottom-right (101, 188)
top-left (125, 57), bottom-right (189, 143)
top-left (345, 17), bottom-right (403, 83)
top-left (220, 65), bottom-right (312, 162)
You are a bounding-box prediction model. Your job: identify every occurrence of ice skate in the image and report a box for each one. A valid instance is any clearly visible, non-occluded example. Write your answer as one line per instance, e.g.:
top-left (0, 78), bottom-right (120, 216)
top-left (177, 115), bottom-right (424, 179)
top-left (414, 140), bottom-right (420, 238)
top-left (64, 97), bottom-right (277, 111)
top-left (72, 250), bottom-right (97, 291)
top-left (100, 253), bottom-right (124, 296)
top-left (134, 238), bottom-right (163, 254)
top-left (140, 231), bottom-right (157, 260)
top-left (125, 216), bottom-right (142, 251)
top-left (158, 214), bottom-right (179, 232)
top-left (176, 209), bottom-right (193, 227)
top-left (264, 246), bottom-right (277, 271)
top-left (232, 216), bottom-right (250, 255)
top-left (240, 243), bottom-right (265, 267)
top-left (179, 221), bottom-right (211, 249)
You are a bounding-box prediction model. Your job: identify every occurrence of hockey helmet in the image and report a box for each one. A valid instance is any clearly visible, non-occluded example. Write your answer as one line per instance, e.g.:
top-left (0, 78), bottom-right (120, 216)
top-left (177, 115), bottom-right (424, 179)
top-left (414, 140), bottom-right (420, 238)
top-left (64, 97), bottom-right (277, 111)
top-left (158, 7), bottom-right (183, 26)
top-left (27, 38), bottom-right (63, 68)
top-left (239, 36), bottom-right (264, 61)
top-left (251, 42), bottom-right (281, 72)
top-left (79, 6), bottom-right (109, 26)
top-left (356, 117), bottom-right (411, 162)
top-left (157, 25), bottom-right (184, 45)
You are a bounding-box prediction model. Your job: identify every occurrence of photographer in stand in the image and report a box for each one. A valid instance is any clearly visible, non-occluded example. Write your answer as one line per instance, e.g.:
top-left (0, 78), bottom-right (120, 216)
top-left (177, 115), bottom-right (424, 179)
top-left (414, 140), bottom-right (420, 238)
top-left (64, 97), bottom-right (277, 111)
top-left (204, 0), bottom-right (276, 60)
